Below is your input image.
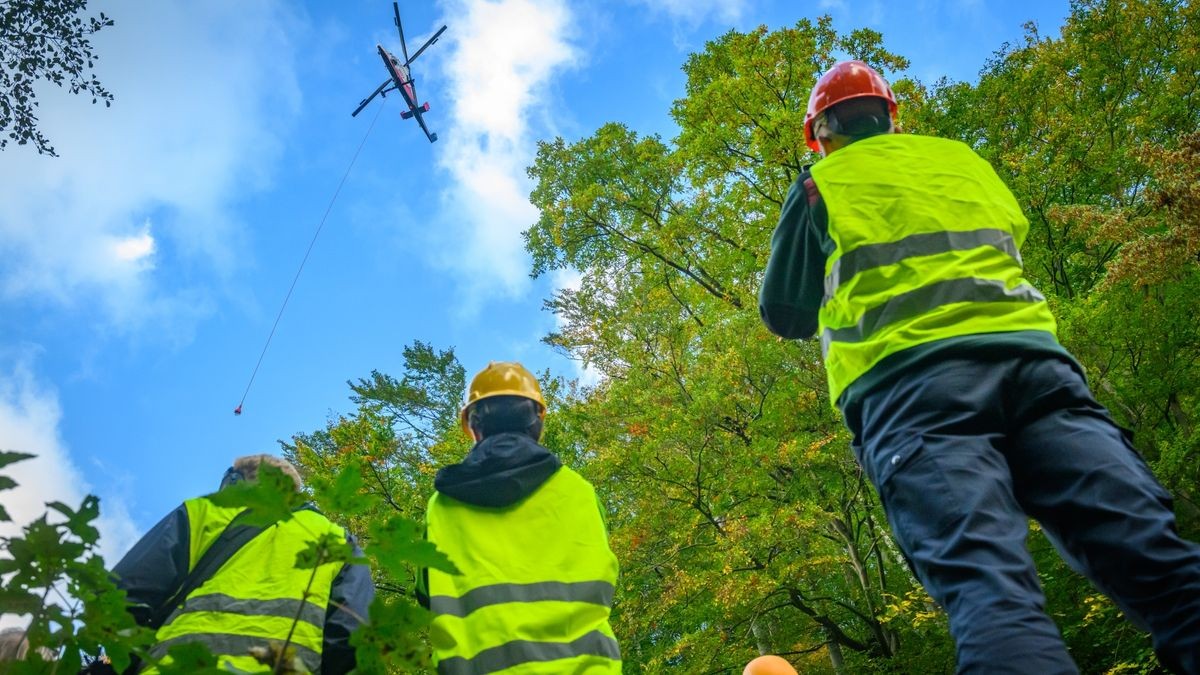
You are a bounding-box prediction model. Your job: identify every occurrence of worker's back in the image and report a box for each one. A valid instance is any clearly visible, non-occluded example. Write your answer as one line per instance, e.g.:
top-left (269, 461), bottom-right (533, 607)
top-left (811, 133), bottom-right (1058, 402)
top-left (426, 432), bottom-right (621, 674)
top-left (766, 60), bottom-right (1200, 674)
top-left (142, 498), bottom-right (347, 674)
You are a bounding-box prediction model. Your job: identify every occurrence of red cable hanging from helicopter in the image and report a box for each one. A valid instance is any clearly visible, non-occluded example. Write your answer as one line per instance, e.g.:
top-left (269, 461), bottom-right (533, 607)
top-left (235, 3), bottom-right (447, 416)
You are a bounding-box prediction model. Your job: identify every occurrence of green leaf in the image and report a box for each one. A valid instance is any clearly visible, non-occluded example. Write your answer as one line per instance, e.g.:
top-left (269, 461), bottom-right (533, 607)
top-left (56, 638), bottom-right (84, 674)
top-left (0, 587), bottom-right (42, 614)
top-left (0, 450), bottom-right (35, 470)
top-left (322, 461), bottom-right (373, 518)
top-left (46, 496), bottom-right (101, 546)
top-left (294, 531), bottom-right (363, 569)
top-left (153, 641), bottom-right (225, 674)
top-left (351, 595), bottom-right (433, 672)
top-left (207, 463), bottom-right (303, 527)
top-left (367, 515), bottom-right (459, 576)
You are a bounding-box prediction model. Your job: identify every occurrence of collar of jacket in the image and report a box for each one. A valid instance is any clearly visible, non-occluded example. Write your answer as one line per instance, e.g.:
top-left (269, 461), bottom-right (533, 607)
top-left (434, 432), bottom-right (562, 507)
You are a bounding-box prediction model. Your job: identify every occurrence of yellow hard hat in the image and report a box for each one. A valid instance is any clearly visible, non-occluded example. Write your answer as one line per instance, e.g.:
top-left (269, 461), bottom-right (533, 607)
top-left (460, 361), bottom-right (546, 434)
top-left (744, 655), bottom-right (798, 675)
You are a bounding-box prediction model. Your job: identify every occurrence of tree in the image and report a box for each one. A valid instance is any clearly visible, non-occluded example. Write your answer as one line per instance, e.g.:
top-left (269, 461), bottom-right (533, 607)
top-left (909, 0), bottom-right (1200, 301)
top-left (0, 0), bottom-right (114, 156)
top-left (525, 18), bottom-right (956, 673)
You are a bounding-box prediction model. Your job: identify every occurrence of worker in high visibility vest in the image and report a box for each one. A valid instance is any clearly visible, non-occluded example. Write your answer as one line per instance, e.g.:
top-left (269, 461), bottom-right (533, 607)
top-left (112, 455), bottom-right (374, 673)
top-left (759, 60), bottom-right (1200, 674)
top-left (421, 361), bottom-right (621, 674)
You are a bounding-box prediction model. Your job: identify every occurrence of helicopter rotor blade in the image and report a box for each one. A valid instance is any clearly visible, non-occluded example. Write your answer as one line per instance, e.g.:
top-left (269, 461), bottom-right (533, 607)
top-left (403, 24), bottom-right (447, 66)
top-left (351, 79), bottom-right (391, 117)
top-left (394, 2), bottom-right (410, 63)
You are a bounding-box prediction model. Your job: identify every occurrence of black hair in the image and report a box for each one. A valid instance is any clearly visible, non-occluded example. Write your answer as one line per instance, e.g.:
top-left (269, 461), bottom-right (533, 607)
top-left (468, 395), bottom-right (544, 441)
top-left (824, 97), bottom-right (892, 142)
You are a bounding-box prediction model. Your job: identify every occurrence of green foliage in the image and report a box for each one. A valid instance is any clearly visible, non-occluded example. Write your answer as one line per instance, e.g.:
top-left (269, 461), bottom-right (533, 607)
top-left (207, 463), bottom-right (307, 528)
top-left (294, 532), bottom-right (362, 570)
top-left (368, 515), bottom-right (458, 578)
top-left (0, 0), bottom-right (114, 156)
top-left (0, 451), bottom-right (35, 523)
top-left (313, 459), bottom-right (375, 521)
top-left (152, 642), bottom-right (225, 674)
top-left (348, 341), bottom-right (467, 446)
top-left (909, 0), bottom-right (1200, 301)
top-left (0, 452), bottom-right (157, 673)
top-left (350, 595), bottom-right (436, 673)
top-left (286, 343), bottom-right (474, 672)
top-left (0, 445), bottom-right (457, 673)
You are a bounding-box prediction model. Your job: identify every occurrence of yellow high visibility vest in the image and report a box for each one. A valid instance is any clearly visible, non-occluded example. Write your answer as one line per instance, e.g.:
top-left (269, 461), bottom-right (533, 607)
top-left (426, 466), bottom-right (621, 674)
top-left (144, 498), bottom-right (346, 673)
top-left (811, 133), bottom-right (1058, 404)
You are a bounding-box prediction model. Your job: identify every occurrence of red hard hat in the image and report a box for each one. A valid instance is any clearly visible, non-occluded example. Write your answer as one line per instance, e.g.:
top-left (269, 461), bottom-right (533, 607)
top-left (744, 655), bottom-right (798, 675)
top-left (804, 60), bottom-right (897, 153)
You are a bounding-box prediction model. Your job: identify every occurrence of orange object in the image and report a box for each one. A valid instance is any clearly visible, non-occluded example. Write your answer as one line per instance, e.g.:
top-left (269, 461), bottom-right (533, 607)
top-left (744, 654), bottom-right (798, 675)
top-left (804, 60), bottom-right (897, 153)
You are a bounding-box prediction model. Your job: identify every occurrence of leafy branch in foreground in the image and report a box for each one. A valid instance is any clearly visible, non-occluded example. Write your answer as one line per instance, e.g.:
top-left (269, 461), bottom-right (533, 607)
top-left (0, 0), bottom-right (115, 156)
top-left (0, 450), bottom-right (156, 674)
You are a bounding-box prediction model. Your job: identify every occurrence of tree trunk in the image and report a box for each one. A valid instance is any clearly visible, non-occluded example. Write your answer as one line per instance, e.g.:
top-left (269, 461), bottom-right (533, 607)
top-left (826, 627), bottom-right (846, 674)
top-left (831, 515), bottom-right (898, 657)
top-left (751, 614), bottom-right (775, 655)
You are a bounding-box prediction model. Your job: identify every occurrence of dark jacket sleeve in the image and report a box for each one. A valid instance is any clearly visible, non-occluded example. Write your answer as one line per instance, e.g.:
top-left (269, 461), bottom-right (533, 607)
top-left (110, 504), bottom-right (190, 627)
top-left (759, 171), bottom-right (829, 340)
top-left (321, 534), bottom-right (374, 675)
top-left (416, 520), bottom-right (432, 610)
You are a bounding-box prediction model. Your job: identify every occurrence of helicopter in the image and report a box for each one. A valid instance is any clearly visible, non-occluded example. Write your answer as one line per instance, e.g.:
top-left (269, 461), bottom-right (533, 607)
top-left (351, 2), bottom-right (447, 143)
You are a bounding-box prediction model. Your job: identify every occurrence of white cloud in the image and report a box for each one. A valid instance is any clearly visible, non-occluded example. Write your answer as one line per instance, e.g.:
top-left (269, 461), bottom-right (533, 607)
top-left (110, 226), bottom-right (156, 264)
top-left (0, 353), bottom-right (140, 630)
top-left (0, 0), bottom-right (303, 331)
top-left (433, 0), bottom-right (579, 302)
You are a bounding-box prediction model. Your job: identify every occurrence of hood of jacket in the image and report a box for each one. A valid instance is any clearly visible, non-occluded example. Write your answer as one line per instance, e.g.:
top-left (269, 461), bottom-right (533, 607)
top-left (434, 432), bottom-right (562, 508)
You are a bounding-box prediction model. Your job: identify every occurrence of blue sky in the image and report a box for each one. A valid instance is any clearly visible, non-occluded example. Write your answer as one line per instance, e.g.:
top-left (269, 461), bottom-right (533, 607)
top-left (0, 0), bottom-right (1071, 583)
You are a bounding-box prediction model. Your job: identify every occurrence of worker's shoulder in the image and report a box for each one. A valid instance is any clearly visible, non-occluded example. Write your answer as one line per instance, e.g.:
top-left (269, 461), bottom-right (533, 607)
top-left (538, 465), bottom-right (604, 505)
top-left (898, 132), bottom-right (986, 157)
top-left (781, 164), bottom-right (820, 208)
top-left (294, 503), bottom-right (339, 523)
top-left (549, 464), bottom-right (595, 489)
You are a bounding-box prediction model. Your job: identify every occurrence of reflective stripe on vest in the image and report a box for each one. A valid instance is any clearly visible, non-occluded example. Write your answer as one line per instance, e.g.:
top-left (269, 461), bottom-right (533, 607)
top-left (823, 227), bottom-right (1022, 299)
top-left (436, 630), bottom-right (621, 675)
top-left (810, 134), bottom-right (1058, 404)
top-left (429, 580), bottom-right (615, 618)
top-left (426, 465), bottom-right (622, 674)
top-left (146, 499), bottom-right (345, 673)
top-left (822, 278), bottom-right (1046, 349)
top-left (149, 632), bottom-right (321, 673)
top-left (163, 592), bottom-right (326, 630)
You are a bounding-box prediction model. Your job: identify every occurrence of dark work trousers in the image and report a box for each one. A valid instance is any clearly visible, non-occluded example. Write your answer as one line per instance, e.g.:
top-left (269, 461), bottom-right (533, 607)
top-left (842, 354), bottom-right (1200, 674)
